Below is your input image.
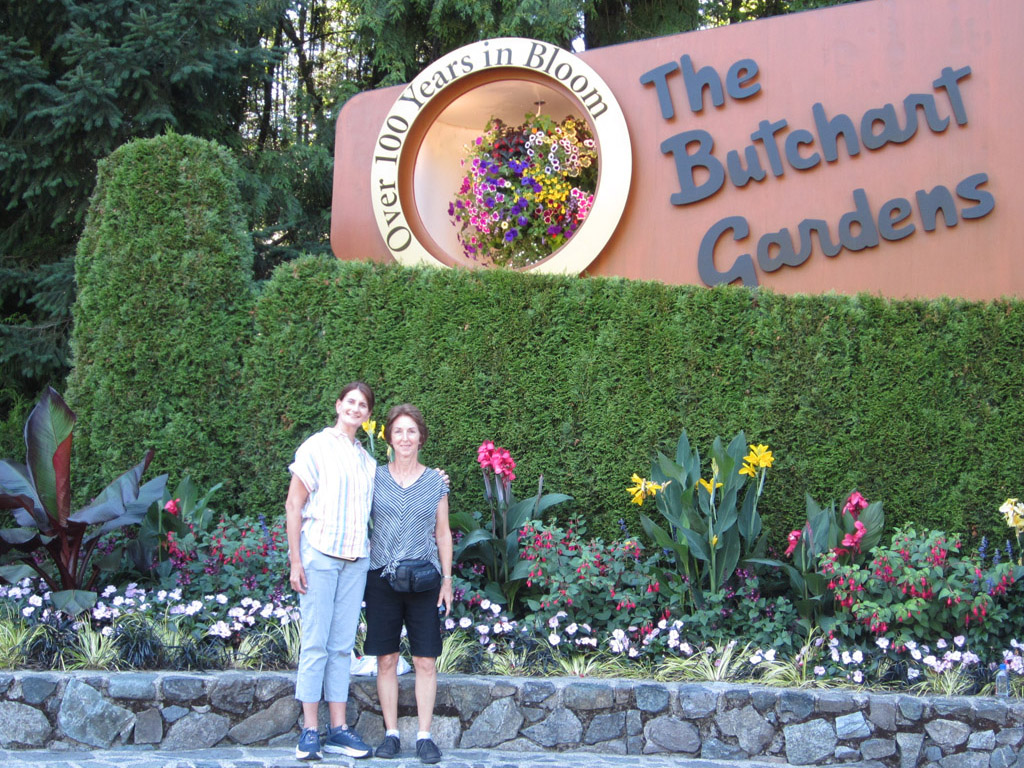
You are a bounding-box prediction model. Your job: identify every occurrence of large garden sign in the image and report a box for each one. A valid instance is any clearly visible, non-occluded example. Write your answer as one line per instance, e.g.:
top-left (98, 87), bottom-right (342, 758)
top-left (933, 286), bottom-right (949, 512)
top-left (334, 0), bottom-right (1024, 300)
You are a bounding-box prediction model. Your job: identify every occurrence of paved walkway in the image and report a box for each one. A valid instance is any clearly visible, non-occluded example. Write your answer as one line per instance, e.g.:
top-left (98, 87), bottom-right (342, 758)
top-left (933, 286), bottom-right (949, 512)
top-left (0, 746), bottom-right (831, 768)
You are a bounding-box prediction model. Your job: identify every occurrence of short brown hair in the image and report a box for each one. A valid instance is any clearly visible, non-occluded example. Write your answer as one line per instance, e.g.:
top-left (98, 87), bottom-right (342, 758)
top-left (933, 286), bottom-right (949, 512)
top-left (384, 403), bottom-right (428, 447)
top-left (338, 381), bottom-right (375, 413)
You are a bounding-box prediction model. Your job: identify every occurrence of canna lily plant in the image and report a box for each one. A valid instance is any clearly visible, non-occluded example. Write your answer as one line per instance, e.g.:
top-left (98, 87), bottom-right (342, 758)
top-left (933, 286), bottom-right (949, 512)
top-left (0, 387), bottom-right (167, 614)
top-left (451, 441), bottom-right (571, 609)
top-left (638, 430), bottom-right (772, 610)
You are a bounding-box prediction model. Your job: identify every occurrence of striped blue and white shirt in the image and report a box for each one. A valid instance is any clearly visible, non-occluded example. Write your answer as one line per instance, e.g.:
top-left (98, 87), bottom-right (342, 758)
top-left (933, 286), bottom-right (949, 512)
top-left (369, 465), bottom-right (449, 576)
top-left (289, 428), bottom-right (376, 559)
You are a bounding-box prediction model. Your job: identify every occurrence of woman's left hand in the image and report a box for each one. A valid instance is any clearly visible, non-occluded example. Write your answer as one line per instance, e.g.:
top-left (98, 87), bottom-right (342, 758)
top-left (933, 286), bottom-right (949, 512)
top-left (438, 579), bottom-right (453, 616)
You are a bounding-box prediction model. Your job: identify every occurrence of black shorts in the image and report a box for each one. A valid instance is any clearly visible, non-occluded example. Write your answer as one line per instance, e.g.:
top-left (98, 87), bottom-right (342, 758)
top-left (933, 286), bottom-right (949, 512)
top-left (363, 567), bottom-right (443, 658)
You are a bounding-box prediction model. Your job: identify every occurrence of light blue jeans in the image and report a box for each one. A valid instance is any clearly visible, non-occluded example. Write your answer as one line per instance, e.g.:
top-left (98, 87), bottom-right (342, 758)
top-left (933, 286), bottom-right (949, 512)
top-left (294, 533), bottom-right (369, 703)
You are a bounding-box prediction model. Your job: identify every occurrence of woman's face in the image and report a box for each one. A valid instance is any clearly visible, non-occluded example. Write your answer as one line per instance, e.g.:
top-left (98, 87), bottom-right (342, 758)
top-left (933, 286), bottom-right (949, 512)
top-left (336, 389), bottom-right (370, 430)
top-left (389, 415), bottom-right (422, 459)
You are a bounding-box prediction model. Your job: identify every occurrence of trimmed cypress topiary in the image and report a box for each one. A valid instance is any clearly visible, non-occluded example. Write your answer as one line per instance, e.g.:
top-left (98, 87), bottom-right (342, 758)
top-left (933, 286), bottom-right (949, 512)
top-left (67, 133), bottom-right (254, 499)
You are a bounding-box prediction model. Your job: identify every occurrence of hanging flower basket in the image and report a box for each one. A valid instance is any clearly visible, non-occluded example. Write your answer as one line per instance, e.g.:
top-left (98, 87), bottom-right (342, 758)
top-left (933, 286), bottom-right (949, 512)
top-left (448, 113), bottom-right (598, 269)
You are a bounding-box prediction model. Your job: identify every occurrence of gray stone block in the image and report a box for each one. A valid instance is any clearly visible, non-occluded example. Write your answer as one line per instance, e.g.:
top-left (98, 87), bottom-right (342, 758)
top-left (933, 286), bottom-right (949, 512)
top-left (718, 704), bottom-right (774, 754)
top-left (861, 737), bottom-right (896, 759)
top-left (868, 696), bottom-right (897, 731)
top-left (133, 707), bottom-right (162, 744)
top-left (932, 698), bottom-right (974, 719)
top-left (522, 707), bottom-right (582, 747)
top-left (20, 674), bottom-right (59, 705)
top-left (584, 711), bottom-right (625, 744)
top-left (997, 728), bottom-right (1024, 747)
top-left (57, 679), bottom-right (134, 749)
top-left (835, 711), bottom-right (871, 740)
top-left (162, 705), bottom-right (189, 723)
top-left (108, 673), bottom-right (157, 701)
top-left (701, 736), bottom-right (748, 760)
top-left (966, 729), bottom-right (995, 751)
top-left (563, 682), bottom-right (613, 711)
top-left (209, 674), bottom-right (255, 715)
top-left (722, 686), bottom-right (751, 708)
top-left (896, 731), bottom-right (924, 768)
top-left (625, 709), bottom-right (642, 737)
top-left (936, 752), bottom-right (991, 768)
top-left (974, 698), bottom-right (1010, 726)
top-left (634, 684), bottom-right (669, 713)
top-left (925, 718), bottom-right (971, 749)
top-left (751, 689), bottom-right (777, 714)
top-left (227, 696), bottom-right (300, 745)
top-left (162, 711), bottom-right (230, 750)
top-left (677, 684), bottom-right (717, 718)
top-left (579, 738), bottom-right (626, 754)
top-left (449, 679), bottom-right (492, 719)
top-left (521, 705), bottom-right (546, 723)
top-left (459, 697), bottom-right (523, 748)
top-left (990, 745), bottom-right (1019, 768)
top-left (816, 690), bottom-right (864, 714)
top-left (778, 690), bottom-right (815, 722)
top-left (897, 695), bottom-right (925, 722)
top-left (519, 680), bottom-right (555, 705)
top-left (255, 674), bottom-right (293, 702)
top-left (161, 676), bottom-right (206, 703)
top-left (643, 715), bottom-right (700, 754)
top-left (0, 700), bottom-right (52, 747)
top-left (835, 745), bottom-right (860, 760)
top-left (784, 718), bottom-right (837, 765)
top-left (0, 674), bottom-right (13, 694)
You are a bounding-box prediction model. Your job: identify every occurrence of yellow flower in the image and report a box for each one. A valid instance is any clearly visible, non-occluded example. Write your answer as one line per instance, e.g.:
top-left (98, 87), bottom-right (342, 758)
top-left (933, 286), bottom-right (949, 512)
top-left (362, 420), bottom-right (376, 434)
top-left (378, 425), bottom-right (385, 440)
top-left (744, 444), bottom-right (774, 469)
top-left (698, 478), bottom-right (723, 494)
top-left (627, 473), bottom-right (662, 506)
top-left (738, 462), bottom-right (757, 478)
top-left (1002, 498), bottom-right (1024, 531)
top-left (711, 535), bottom-right (719, 548)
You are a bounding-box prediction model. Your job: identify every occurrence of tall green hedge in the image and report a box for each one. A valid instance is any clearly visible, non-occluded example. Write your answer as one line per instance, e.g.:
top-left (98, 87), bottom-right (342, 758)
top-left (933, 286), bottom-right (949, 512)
top-left (66, 134), bottom-right (254, 497)
top-left (241, 257), bottom-right (1024, 546)
top-left (63, 135), bottom-right (1024, 547)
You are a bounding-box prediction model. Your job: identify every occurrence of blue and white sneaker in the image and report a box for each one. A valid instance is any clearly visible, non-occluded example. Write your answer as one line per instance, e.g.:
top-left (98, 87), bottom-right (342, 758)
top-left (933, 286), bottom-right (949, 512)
top-left (324, 725), bottom-right (372, 758)
top-left (296, 727), bottom-right (323, 761)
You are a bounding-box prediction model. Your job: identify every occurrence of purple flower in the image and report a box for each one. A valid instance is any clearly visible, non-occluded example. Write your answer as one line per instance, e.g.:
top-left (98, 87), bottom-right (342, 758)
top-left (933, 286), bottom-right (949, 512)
top-left (504, 229), bottom-right (518, 241)
top-left (517, 216), bottom-right (528, 226)
top-left (547, 225), bottom-right (562, 235)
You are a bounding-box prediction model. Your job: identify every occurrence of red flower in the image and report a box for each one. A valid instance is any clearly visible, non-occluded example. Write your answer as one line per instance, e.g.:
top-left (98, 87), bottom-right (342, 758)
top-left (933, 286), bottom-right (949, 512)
top-left (164, 498), bottom-right (181, 516)
top-left (842, 491), bottom-right (868, 518)
top-left (784, 528), bottom-right (802, 557)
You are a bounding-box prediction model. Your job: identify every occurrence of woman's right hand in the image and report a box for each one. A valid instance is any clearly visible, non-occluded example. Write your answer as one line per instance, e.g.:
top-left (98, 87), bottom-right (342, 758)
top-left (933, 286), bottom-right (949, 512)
top-left (290, 560), bottom-right (308, 594)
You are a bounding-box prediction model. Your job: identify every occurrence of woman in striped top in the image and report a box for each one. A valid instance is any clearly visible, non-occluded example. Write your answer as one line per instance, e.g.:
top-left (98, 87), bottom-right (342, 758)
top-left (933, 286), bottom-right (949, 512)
top-left (363, 404), bottom-right (452, 764)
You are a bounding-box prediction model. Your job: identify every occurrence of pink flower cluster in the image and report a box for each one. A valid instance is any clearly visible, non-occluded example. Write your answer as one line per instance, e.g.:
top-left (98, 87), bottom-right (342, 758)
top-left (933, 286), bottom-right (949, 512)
top-left (477, 441), bottom-right (516, 482)
top-left (842, 491), bottom-right (868, 518)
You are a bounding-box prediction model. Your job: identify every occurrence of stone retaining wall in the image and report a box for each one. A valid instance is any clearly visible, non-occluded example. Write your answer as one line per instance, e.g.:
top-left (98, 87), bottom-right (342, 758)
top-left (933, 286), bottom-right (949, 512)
top-left (1, 671), bottom-right (1022, 766)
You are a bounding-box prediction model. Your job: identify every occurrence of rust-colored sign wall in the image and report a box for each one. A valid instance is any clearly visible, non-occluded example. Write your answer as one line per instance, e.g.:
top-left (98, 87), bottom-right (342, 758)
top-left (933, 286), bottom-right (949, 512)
top-left (332, 0), bottom-right (1024, 299)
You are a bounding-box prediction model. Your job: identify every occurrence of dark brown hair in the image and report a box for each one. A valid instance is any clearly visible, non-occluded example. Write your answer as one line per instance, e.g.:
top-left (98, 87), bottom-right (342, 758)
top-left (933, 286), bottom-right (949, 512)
top-left (338, 381), bottom-right (375, 414)
top-left (385, 403), bottom-right (428, 447)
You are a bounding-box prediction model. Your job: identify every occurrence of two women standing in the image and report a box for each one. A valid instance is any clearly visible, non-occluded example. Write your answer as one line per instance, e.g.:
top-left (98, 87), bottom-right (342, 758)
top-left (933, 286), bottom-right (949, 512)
top-left (286, 385), bottom-right (452, 763)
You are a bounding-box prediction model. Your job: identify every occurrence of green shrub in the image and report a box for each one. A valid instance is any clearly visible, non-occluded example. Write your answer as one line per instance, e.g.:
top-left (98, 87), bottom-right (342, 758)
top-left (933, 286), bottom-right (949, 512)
top-left (241, 257), bottom-right (1024, 545)
top-left (66, 134), bottom-right (254, 500)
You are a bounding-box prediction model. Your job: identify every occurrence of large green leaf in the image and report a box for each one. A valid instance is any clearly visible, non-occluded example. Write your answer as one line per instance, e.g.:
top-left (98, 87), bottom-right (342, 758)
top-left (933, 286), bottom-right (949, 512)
top-left (0, 461), bottom-right (46, 529)
top-left (858, 501), bottom-right (886, 552)
top-left (714, 528), bottom-right (741, 590)
top-left (25, 386), bottom-right (76, 525)
top-left (50, 589), bottom-right (98, 615)
top-left (678, 526), bottom-right (710, 562)
top-left (0, 563), bottom-right (36, 584)
top-left (69, 451), bottom-right (155, 525)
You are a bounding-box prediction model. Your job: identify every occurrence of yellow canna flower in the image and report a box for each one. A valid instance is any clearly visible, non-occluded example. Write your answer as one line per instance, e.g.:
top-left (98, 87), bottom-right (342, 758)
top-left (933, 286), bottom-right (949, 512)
top-left (378, 425), bottom-right (385, 440)
top-left (362, 420), bottom-right (376, 434)
top-left (711, 535), bottom-right (719, 547)
top-left (738, 462), bottom-right (757, 478)
top-left (627, 473), bottom-right (663, 506)
top-left (744, 444), bottom-right (774, 469)
top-left (698, 478), bottom-right (723, 493)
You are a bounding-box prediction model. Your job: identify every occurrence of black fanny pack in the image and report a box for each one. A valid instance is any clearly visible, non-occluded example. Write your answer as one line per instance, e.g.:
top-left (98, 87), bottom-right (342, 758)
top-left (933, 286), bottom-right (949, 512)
top-left (388, 560), bottom-right (441, 593)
